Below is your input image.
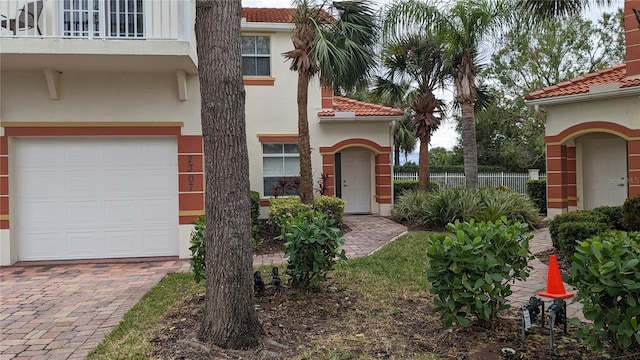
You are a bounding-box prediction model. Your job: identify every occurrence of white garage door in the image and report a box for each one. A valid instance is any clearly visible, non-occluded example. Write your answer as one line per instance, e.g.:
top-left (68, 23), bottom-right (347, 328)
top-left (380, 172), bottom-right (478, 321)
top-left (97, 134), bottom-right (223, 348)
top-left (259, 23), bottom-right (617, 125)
top-left (15, 137), bottom-right (179, 261)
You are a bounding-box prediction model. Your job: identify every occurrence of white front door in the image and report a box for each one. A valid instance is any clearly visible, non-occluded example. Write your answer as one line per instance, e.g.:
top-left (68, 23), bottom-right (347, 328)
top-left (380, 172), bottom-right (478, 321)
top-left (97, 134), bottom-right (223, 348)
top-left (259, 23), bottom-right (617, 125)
top-left (583, 136), bottom-right (627, 209)
top-left (15, 137), bottom-right (178, 261)
top-left (341, 150), bottom-right (371, 214)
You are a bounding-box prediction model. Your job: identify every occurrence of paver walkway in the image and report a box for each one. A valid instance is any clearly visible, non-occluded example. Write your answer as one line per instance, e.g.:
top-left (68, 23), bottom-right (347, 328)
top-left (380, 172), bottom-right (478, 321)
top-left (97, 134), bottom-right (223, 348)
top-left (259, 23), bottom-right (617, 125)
top-left (508, 227), bottom-right (584, 320)
top-left (0, 260), bottom-right (183, 360)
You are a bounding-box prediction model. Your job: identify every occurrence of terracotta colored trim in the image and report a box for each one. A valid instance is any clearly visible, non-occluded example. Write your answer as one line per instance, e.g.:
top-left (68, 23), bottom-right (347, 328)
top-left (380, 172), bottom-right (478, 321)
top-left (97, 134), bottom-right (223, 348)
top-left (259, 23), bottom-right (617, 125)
top-left (0, 197), bottom-right (7, 214)
top-left (0, 157), bottom-right (7, 176)
top-left (629, 140), bottom-right (640, 154)
top-left (568, 197), bottom-right (579, 201)
top-left (630, 187), bottom-right (640, 197)
top-left (179, 193), bottom-right (204, 211)
top-left (257, 134), bottom-right (298, 143)
top-left (547, 198), bottom-right (568, 203)
top-left (0, 176), bottom-right (8, 196)
top-left (180, 215), bottom-right (200, 225)
top-left (178, 154), bottom-right (203, 173)
top-left (6, 127), bottom-right (181, 136)
top-left (566, 146), bottom-right (576, 158)
top-left (0, 137), bottom-right (7, 155)
top-left (1, 121), bottom-right (184, 128)
top-left (545, 122), bottom-right (640, 145)
top-left (179, 210), bottom-right (205, 216)
top-left (546, 144), bottom-right (566, 158)
top-left (179, 173), bottom-right (204, 192)
top-left (319, 138), bottom-right (390, 155)
top-left (178, 135), bottom-right (203, 153)
top-left (629, 156), bottom-right (640, 169)
top-left (259, 198), bottom-right (271, 207)
top-left (0, 219), bottom-right (8, 229)
top-left (243, 78), bottom-right (276, 86)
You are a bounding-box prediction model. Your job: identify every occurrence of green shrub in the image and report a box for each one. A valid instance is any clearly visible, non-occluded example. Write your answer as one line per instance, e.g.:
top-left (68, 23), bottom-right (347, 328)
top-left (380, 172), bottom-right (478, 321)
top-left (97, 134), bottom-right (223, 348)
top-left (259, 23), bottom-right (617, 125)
top-left (394, 162), bottom-right (418, 173)
top-left (475, 188), bottom-right (540, 229)
top-left (622, 196), bottom-right (640, 231)
top-left (549, 211), bottom-right (607, 246)
top-left (592, 206), bottom-right (624, 230)
top-left (280, 211), bottom-right (346, 287)
top-left (427, 218), bottom-right (533, 328)
top-left (425, 187), bottom-right (482, 229)
top-left (525, 179), bottom-right (546, 213)
top-left (555, 221), bottom-right (610, 258)
top-left (268, 197), bottom-right (313, 234)
top-left (313, 195), bottom-right (346, 227)
top-left (393, 180), bottom-right (439, 201)
top-left (189, 215), bottom-right (206, 283)
top-left (570, 231), bottom-right (640, 351)
top-left (390, 190), bottom-right (433, 226)
top-left (250, 190), bottom-right (260, 226)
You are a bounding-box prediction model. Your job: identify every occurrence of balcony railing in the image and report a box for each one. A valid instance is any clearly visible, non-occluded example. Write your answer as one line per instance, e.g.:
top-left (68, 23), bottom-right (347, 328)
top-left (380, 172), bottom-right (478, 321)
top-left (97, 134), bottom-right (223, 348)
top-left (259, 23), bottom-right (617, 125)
top-left (0, 0), bottom-right (191, 40)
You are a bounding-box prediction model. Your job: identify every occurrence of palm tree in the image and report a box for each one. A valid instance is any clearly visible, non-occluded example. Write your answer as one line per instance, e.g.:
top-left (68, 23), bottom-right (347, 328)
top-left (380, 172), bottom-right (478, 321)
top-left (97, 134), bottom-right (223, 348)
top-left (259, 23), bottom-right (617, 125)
top-left (519, 0), bottom-right (613, 19)
top-left (370, 77), bottom-right (416, 166)
top-left (379, 34), bottom-right (447, 191)
top-left (385, 0), bottom-right (509, 189)
top-left (284, 0), bottom-right (377, 204)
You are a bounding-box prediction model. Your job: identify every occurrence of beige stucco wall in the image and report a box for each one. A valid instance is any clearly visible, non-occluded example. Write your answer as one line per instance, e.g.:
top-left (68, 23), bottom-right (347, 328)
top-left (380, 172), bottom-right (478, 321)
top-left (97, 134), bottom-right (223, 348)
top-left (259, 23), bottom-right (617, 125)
top-left (545, 95), bottom-right (640, 136)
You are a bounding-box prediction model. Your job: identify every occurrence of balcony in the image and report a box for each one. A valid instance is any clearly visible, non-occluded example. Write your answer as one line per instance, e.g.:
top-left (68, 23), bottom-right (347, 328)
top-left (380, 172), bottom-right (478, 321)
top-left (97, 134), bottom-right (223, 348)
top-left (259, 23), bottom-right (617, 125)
top-left (0, 0), bottom-right (197, 73)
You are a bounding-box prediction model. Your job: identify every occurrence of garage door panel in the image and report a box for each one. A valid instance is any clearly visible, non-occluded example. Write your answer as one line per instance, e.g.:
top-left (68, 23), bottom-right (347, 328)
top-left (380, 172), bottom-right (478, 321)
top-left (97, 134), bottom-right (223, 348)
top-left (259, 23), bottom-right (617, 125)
top-left (142, 229), bottom-right (177, 254)
top-left (142, 168), bottom-right (177, 194)
top-left (104, 169), bottom-right (141, 194)
top-left (16, 137), bottom-right (178, 261)
top-left (65, 200), bottom-right (101, 226)
top-left (67, 231), bottom-right (102, 257)
top-left (105, 230), bottom-right (141, 256)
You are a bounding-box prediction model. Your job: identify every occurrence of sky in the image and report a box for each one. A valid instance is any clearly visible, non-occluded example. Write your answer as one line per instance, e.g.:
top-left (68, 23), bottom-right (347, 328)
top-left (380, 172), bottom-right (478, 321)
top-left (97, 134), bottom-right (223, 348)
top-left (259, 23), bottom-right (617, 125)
top-left (241, 0), bottom-right (624, 162)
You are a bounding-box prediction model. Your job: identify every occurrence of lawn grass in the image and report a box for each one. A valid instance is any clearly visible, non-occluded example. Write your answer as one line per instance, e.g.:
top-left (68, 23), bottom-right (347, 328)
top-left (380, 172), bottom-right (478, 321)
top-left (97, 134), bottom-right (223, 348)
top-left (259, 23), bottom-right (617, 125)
top-left (86, 272), bottom-right (204, 360)
top-left (88, 231), bottom-right (437, 359)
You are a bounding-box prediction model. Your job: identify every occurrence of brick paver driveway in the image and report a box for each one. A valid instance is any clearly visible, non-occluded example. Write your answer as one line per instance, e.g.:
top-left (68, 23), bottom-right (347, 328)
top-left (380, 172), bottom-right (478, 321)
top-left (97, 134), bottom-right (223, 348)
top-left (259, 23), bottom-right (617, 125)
top-left (0, 260), bottom-right (184, 360)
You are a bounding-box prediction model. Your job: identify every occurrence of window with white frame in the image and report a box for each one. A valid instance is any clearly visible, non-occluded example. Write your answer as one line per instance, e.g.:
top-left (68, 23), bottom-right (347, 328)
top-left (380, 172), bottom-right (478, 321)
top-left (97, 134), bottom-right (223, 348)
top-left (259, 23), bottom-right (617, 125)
top-left (62, 0), bottom-right (144, 38)
top-left (263, 143), bottom-right (299, 197)
top-left (242, 36), bottom-right (270, 76)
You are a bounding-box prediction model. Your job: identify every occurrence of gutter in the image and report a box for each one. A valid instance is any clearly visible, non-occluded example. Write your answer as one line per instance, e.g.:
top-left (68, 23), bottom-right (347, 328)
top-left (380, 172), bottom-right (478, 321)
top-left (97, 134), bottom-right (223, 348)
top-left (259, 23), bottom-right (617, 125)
top-left (241, 22), bottom-right (295, 31)
top-left (318, 115), bottom-right (403, 123)
top-left (525, 85), bottom-right (640, 107)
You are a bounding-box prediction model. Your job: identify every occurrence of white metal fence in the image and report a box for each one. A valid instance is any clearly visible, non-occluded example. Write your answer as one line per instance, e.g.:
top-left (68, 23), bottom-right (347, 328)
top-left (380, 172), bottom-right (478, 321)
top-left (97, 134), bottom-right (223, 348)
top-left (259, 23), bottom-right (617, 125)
top-left (394, 171), bottom-right (547, 196)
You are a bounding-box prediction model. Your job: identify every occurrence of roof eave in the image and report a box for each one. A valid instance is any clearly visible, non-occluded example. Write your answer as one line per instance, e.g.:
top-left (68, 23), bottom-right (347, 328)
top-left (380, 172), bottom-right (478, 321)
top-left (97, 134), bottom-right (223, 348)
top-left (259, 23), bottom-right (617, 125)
top-left (318, 115), bottom-right (403, 123)
top-left (525, 85), bottom-right (640, 107)
top-left (241, 21), bottom-right (294, 31)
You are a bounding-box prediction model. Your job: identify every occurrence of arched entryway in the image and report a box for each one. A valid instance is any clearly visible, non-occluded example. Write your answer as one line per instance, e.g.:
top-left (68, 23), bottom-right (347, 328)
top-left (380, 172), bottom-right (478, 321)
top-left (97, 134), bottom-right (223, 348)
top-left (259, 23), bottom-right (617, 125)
top-left (545, 121), bottom-right (640, 216)
top-left (319, 138), bottom-right (392, 215)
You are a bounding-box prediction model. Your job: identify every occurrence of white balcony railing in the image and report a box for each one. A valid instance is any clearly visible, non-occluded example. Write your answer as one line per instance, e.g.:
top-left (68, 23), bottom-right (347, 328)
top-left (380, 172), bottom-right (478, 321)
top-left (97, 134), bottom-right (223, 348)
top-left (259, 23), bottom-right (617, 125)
top-left (0, 0), bottom-right (191, 40)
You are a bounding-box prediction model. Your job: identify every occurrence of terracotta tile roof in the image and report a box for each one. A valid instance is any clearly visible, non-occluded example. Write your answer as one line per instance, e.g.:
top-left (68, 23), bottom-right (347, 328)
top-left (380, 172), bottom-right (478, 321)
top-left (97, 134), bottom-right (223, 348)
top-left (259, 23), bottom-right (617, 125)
top-left (526, 64), bottom-right (640, 100)
top-left (318, 96), bottom-right (404, 117)
top-left (242, 8), bottom-right (295, 23)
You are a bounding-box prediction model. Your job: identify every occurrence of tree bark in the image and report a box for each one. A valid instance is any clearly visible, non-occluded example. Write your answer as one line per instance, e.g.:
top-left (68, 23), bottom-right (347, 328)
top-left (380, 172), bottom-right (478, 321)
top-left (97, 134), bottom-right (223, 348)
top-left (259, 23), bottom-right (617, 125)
top-left (418, 132), bottom-right (431, 191)
top-left (195, 0), bottom-right (262, 349)
top-left (394, 144), bottom-right (401, 166)
top-left (460, 101), bottom-right (478, 189)
top-left (297, 70), bottom-right (314, 204)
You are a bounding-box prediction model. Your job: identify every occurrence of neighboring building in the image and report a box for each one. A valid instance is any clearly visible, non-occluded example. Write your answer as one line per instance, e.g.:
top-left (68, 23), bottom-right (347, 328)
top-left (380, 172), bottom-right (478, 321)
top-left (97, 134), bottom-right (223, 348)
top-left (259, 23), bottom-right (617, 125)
top-left (0, 2), bottom-right (401, 266)
top-left (525, 0), bottom-right (640, 217)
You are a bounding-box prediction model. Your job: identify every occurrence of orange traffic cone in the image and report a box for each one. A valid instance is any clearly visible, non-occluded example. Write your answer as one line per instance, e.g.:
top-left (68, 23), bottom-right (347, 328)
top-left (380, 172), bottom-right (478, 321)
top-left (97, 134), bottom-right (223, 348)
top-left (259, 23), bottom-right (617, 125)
top-left (538, 254), bottom-right (575, 299)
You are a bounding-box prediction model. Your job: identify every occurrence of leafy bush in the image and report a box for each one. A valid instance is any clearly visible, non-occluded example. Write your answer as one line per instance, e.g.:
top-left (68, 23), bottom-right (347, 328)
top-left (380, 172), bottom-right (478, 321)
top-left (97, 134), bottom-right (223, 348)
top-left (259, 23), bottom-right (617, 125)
top-left (570, 231), bottom-right (640, 351)
top-left (393, 180), bottom-right (439, 201)
top-left (393, 163), bottom-right (507, 174)
top-left (427, 218), bottom-right (532, 328)
top-left (250, 190), bottom-right (260, 226)
top-left (592, 206), bottom-right (624, 230)
top-left (313, 195), bottom-right (346, 227)
top-left (549, 211), bottom-right (608, 253)
top-left (555, 221), bottom-right (610, 258)
top-left (280, 211), bottom-right (346, 287)
top-left (189, 215), bottom-right (206, 283)
top-left (394, 162), bottom-right (419, 173)
top-left (268, 198), bottom-right (313, 234)
top-left (475, 188), bottom-right (540, 229)
top-left (622, 195), bottom-right (640, 231)
top-left (525, 179), bottom-right (546, 213)
top-left (392, 187), bottom-right (540, 230)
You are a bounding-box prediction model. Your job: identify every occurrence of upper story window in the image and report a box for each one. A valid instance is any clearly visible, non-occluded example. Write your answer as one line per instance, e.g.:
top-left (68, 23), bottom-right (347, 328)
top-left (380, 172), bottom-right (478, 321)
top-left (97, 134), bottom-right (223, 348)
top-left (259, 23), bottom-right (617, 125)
top-left (242, 36), bottom-right (270, 77)
top-left (62, 0), bottom-right (144, 38)
top-left (263, 143), bottom-right (299, 197)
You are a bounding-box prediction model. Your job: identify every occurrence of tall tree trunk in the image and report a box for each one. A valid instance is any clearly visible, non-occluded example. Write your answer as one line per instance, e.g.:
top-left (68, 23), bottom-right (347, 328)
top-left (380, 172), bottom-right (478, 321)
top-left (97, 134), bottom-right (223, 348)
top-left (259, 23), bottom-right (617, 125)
top-left (394, 144), bottom-right (401, 166)
top-left (418, 132), bottom-right (431, 191)
top-left (456, 53), bottom-right (478, 189)
top-left (195, 0), bottom-right (262, 349)
top-left (297, 71), bottom-right (314, 204)
top-left (460, 101), bottom-right (478, 189)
